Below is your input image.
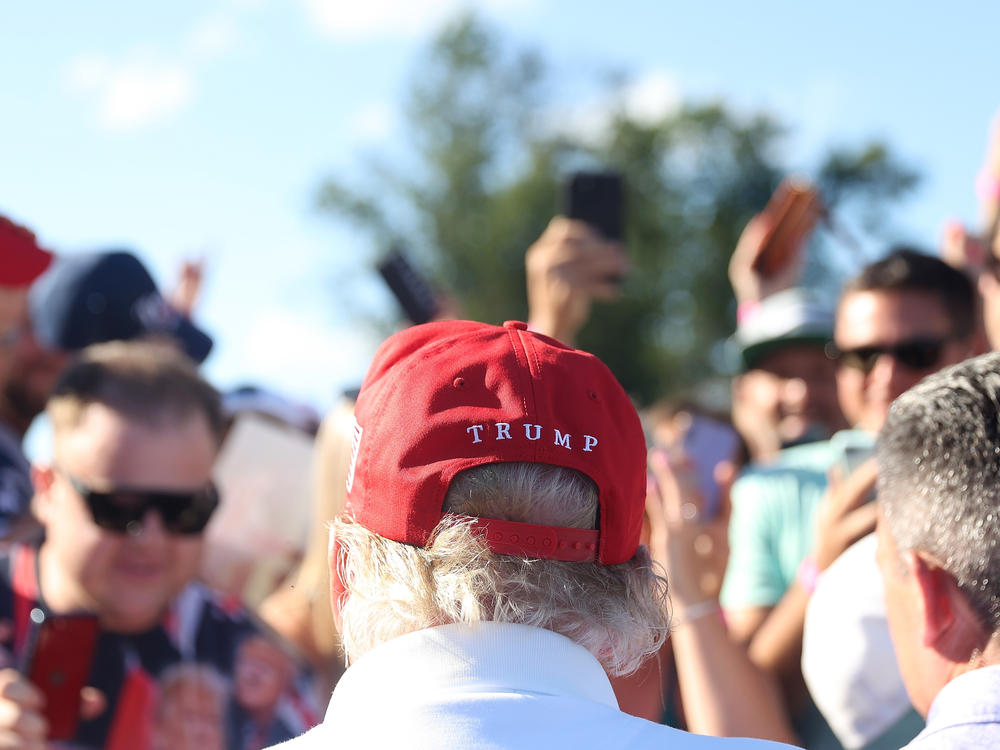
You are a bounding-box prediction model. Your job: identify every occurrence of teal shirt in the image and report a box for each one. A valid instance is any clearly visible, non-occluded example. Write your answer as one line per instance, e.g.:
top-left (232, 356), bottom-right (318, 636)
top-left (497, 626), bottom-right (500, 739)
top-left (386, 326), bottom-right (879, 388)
top-left (721, 438), bottom-right (839, 610)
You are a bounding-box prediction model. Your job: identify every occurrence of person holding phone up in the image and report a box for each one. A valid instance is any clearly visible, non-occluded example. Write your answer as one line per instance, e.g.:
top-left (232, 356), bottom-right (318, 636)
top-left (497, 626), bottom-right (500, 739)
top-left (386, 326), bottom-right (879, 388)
top-left (0, 342), bottom-right (318, 749)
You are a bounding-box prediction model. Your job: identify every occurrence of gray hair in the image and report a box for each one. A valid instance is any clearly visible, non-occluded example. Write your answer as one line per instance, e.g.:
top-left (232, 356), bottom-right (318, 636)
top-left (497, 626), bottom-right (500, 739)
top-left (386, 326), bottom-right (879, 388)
top-left (877, 352), bottom-right (1000, 631)
top-left (334, 462), bottom-right (670, 676)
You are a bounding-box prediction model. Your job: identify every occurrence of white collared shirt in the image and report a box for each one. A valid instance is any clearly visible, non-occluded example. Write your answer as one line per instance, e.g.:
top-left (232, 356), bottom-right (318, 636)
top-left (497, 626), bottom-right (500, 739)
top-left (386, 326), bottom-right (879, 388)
top-left (268, 622), bottom-right (797, 749)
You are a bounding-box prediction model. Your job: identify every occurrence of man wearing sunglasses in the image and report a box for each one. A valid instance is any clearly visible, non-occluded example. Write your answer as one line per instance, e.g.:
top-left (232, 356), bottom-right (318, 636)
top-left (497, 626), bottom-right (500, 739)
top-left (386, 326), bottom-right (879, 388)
top-left (830, 248), bottom-right (977, 434)
top-left (720, 248), bottom-right (978, 748)
top-left (0, 342), bottom-right (317, 749)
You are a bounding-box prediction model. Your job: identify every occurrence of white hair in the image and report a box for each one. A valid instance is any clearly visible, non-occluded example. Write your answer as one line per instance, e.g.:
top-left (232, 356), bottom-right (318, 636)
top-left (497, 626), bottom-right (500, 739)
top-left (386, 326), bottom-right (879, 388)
top-left (335, 462), bottom-right (670, 676)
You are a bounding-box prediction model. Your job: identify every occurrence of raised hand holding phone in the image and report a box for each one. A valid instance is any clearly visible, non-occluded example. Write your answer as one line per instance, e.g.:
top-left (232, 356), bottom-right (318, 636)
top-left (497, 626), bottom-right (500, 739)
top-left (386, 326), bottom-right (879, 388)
top-left (645, 439), bottom-right (736, 609)
top-left (729, 177), bottom-right (822, 304)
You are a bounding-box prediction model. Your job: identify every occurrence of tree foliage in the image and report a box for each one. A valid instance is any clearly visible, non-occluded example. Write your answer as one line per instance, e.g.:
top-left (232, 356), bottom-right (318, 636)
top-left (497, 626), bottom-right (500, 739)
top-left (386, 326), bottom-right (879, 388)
top-left (318, 15), bottom-right (919, 404)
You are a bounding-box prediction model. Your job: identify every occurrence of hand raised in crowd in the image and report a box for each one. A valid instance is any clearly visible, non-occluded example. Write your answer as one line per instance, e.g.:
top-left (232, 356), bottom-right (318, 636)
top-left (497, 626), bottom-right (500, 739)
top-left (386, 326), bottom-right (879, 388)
top-left (727, 213), bottom-right (804, 306)
top-left (168, 257), bottom-right (206, 318)
top-left (525, 216), bottom-right (627, 346)
top-left (646, 432), bottom-right (798, 743)
top-left (644, 442), bottom-right (735, 612)
top-left (811, 457), bottom-right (879, 573)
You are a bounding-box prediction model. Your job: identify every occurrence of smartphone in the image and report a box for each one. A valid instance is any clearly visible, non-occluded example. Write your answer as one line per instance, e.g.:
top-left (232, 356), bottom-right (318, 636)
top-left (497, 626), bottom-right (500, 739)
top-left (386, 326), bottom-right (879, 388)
top-left (20, 610), bottom-right (100, 741)
top-left (563, 171), bottom-right (624, 242)
top-left (751, 177), bottom-right (823, 276)
top-left (376, 248), bottom-right (442, 325)
top-left (682, 415), bottom-right (741, 520)
top-left (830, 430), bottom-right (877, 503)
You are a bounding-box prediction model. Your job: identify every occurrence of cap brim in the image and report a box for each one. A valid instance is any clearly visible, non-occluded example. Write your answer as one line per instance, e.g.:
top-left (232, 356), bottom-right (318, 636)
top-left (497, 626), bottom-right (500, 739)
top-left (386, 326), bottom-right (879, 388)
top-left (741, 335), bottom-right (829, 372)
top-left (174, 316), bottom-right (214, 364)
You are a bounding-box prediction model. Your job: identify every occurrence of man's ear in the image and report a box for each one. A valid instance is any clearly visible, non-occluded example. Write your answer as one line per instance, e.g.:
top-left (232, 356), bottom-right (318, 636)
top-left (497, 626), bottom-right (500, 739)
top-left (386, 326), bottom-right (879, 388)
top-left (30, 463), bottom-right (56, 521)
top-left (909, 552), bottom-right (964, 649)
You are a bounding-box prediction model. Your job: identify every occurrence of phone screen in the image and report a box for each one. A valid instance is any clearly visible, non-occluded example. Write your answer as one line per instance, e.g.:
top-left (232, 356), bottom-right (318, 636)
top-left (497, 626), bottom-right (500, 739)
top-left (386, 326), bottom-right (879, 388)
top-left (564, 171), bottom-right (624, 241)
top-left (682, 415), bottom-right (740, 520)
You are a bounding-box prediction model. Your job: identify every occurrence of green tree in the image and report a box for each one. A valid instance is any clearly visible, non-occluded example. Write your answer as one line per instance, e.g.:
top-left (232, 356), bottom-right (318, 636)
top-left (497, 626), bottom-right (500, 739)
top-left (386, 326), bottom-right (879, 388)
top-left (319, 15), bottom-right (918, 404)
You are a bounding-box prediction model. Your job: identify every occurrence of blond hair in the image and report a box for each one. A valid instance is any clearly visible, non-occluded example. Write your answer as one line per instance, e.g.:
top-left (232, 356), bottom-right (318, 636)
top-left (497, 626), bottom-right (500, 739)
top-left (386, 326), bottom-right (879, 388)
top-left (258, 400), bottom-right (354, 693)
top-left (335, 462), bottom-right (670, 676)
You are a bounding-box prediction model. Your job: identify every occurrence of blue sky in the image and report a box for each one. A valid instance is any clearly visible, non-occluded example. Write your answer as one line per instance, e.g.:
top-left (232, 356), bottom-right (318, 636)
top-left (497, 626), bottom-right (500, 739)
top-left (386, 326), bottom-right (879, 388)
top-left (2, 0), bottom-right (998, 415)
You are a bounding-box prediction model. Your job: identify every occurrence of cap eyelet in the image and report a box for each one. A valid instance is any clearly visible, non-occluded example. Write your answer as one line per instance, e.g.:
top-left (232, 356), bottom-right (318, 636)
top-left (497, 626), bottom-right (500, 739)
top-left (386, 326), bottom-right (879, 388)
top-left (587, 390), bottom-right (598, 400)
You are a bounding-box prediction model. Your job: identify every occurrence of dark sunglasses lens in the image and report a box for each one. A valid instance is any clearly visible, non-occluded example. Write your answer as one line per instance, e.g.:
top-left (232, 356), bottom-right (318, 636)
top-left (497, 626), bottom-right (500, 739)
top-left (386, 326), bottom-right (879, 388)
top-left (894, 340), bottom-right (944, 369)
top-left (85, 492), bottom-right (147, 533)
top-left (84, 487), bottom-right (218, 535)
top-left (839, 348), bottom-right (879, 373)
top-left (153, 488), bottom-right (219, 534)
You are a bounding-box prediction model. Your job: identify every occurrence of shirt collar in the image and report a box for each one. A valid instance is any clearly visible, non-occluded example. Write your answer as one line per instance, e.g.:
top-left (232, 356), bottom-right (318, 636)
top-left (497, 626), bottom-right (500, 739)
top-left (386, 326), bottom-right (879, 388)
top-left (925, 664), bottom-right (1000, 732)
top-left (326, 622), bottom-right (619, 722)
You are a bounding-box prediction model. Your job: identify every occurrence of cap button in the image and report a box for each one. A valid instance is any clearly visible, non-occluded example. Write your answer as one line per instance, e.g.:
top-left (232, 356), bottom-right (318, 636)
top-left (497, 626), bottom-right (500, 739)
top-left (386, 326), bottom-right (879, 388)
top-left (503, 321), bottom-right (529, 331)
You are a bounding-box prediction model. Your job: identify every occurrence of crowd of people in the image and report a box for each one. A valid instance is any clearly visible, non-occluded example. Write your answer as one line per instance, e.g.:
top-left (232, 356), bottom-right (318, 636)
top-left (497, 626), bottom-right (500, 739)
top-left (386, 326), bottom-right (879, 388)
top-left (0, 112), bottom-right (998, 749)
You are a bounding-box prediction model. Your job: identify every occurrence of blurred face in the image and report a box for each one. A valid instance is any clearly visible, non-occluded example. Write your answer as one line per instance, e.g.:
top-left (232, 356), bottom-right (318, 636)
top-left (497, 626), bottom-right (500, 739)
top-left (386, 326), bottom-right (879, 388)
top-left (234, 636), bottom-right (293, 714)
top-left (834, 290), bottom-right (972, 431)
top-left (733, 344), bottom-right (844, 456)
top-left (35, 404), bottom-right (216, 632)
top-left (156, 679), bottom-right (226, 750)
top-left (1, 326), bottom-right (71, 432)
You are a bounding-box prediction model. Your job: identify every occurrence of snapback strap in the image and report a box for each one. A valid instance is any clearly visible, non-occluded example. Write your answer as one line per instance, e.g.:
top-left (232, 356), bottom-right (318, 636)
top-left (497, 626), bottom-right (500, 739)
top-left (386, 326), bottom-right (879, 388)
top-left (447, 514), bottom-right (599, 563)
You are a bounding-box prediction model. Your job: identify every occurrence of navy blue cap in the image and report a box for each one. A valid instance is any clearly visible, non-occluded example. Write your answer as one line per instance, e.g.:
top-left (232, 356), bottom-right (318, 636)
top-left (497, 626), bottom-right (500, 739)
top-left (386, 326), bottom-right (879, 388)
top-left (28, 250), bottom-right (213, 363)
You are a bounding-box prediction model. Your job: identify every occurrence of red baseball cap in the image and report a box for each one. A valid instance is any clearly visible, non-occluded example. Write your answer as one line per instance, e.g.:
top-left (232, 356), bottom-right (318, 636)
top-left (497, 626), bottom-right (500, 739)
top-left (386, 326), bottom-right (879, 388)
top-left (345, 320), bottom-right (646, 565)
top-left (0, 215), bottom-right (52, 286)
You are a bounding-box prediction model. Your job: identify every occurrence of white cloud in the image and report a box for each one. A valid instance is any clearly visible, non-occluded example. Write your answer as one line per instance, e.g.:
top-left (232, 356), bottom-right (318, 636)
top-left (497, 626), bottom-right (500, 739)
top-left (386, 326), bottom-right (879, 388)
top-left (64, 53), bottom-right (193, 131)
top-left (100, 59), bottom-right (193, 131)
top-left (548, 69), bottom-right (682, 146)
top-left (349, 100), bottom-right (397, 142)
top-left (298, 0), bottom-right (536, 39)
top-left (217, 310), bottom-right (377, 409)
top-left (65, 53), bottom-right (111, 91)
top-left (622, 70), bottom-right (681, 127)
top-left (63, 4), bottom-right (253, 132)
top-left (187, 11), bottom-right (241, 60)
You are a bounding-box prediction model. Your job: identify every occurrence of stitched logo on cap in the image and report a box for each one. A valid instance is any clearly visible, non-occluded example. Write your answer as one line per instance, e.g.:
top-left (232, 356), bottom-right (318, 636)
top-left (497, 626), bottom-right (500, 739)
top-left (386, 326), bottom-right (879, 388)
top-left (464, 422), bottom-right (598, 452)
top-left (345, 417), bottom-right (363, 493)
top-left (133, 293), bottom-right (180, 332)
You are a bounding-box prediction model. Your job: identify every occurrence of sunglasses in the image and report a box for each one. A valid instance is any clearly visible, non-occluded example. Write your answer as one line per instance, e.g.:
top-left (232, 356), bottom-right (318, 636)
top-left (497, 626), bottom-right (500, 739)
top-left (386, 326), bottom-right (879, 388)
top-left (60, 471), bottom-right (219, 535)
top-left (828, 337), bottom-right (950, 374)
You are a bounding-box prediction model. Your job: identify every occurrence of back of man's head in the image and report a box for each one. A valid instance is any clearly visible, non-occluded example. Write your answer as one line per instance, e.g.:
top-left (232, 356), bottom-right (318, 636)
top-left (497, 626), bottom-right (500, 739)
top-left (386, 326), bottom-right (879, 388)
top-left (877, 351), bottom-right (1000, 633)
top-left (333, 320), bottom-right (670, 674)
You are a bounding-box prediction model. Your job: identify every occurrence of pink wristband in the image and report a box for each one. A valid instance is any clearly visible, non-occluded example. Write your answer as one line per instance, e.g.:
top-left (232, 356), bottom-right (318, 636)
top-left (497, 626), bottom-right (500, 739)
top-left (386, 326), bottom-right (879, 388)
top-left (736, 300), bottom-right (760, 325)
top-left (797, 557), bottom-right (821, 595)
